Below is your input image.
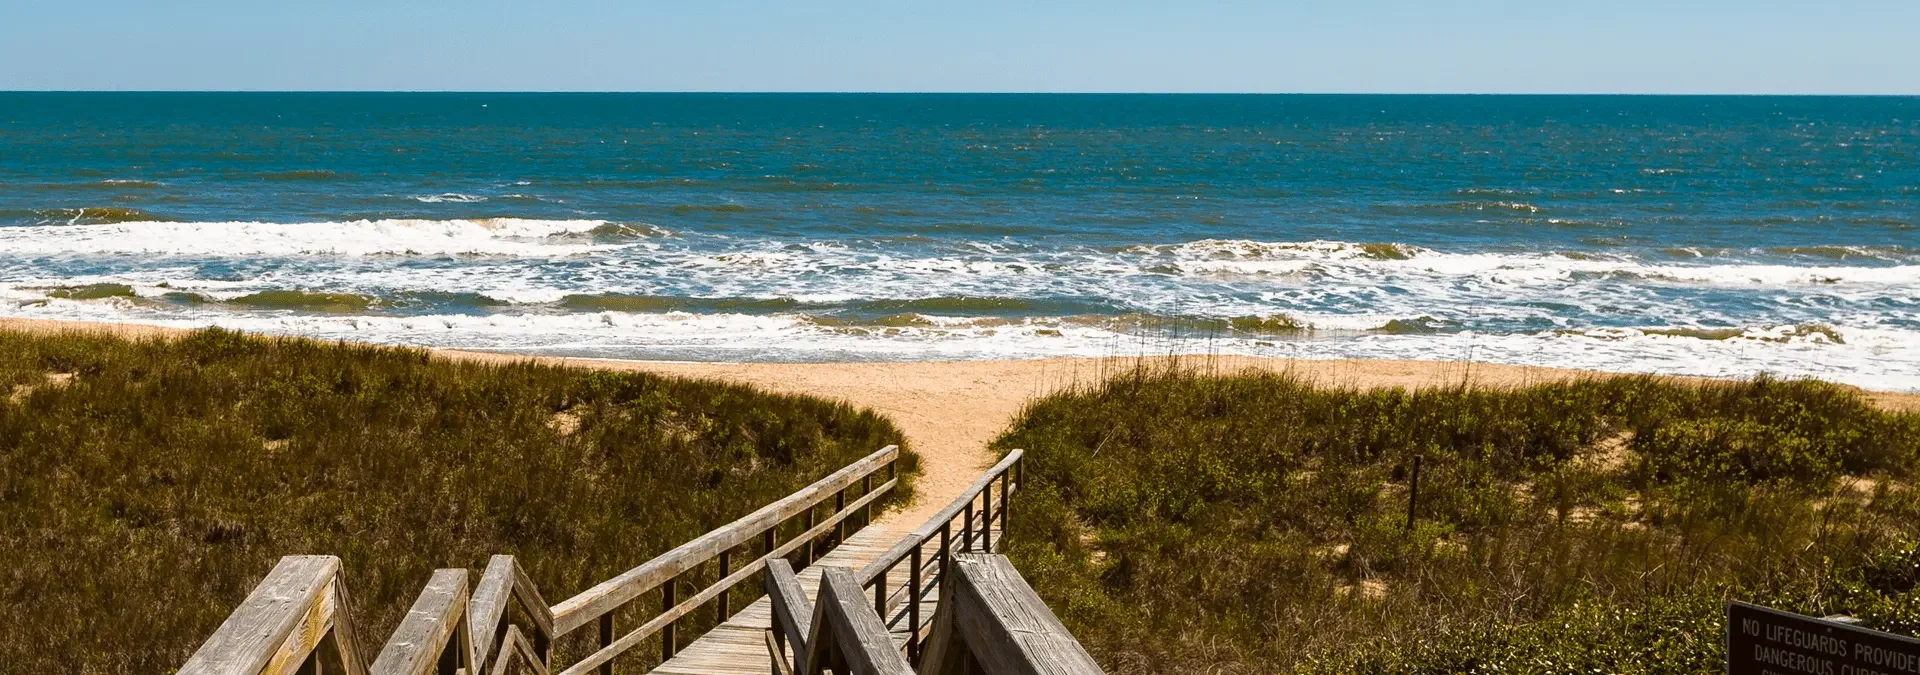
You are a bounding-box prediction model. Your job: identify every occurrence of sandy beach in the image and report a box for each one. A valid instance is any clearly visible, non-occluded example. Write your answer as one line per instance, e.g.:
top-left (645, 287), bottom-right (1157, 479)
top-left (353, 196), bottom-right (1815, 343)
top-left (7, 317), bottom-right (1918, 528)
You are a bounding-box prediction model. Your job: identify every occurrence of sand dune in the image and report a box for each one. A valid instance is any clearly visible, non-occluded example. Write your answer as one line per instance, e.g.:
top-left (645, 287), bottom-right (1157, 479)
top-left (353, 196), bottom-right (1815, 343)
top-left (6, 317), bottom-right (1916, 527)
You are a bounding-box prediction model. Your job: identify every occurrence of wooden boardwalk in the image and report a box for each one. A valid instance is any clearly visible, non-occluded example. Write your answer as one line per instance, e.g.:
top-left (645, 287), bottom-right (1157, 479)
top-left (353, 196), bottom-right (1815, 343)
top-left (175, 446), bottom-right (1045, 675)
top-left (651, 522), bottom-right (992, 675)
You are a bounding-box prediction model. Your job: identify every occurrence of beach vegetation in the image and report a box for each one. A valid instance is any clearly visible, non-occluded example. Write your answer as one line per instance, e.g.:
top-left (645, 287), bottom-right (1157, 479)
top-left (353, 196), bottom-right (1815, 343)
top-left (995, 364), bottom-right (1920, 674)
top-left (0, 328), bottom-right (911, 673)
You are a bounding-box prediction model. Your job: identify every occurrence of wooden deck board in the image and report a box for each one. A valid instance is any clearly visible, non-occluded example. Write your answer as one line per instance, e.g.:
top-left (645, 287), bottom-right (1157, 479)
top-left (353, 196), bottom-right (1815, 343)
top-left (646, 524), bottom-right (997, 675)
top-left (649, 525), bottom-right (902, 675)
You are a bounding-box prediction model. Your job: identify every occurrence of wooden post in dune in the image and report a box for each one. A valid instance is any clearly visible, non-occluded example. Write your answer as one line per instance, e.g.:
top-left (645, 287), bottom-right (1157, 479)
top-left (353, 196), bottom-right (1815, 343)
top-left (1406, 454), bottom-right (1424, 531)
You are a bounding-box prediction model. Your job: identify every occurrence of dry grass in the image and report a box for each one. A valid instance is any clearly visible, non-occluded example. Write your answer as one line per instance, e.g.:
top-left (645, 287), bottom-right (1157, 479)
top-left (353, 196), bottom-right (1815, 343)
top-left (0, 328), bottom-right (912, 674)
top-left (995, 363), bottom-right (1920, 674)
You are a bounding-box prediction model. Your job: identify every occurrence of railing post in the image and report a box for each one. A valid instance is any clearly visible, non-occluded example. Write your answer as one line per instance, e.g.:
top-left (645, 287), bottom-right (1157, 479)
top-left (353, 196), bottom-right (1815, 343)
top-left (908, 543), bottom-right (923, 662)
top-left (802, 508), bottom-right (816, 567)
top-left (834, 488), bottom-right (848, 546)
top-left (717, 549), bottom-right (732, 620)
top-left (874, 562), bottom-right (888, 620)
top-left (1000, 468), bottom-right (1012, 529)
top-left (770, 605), bottom-right (786, 675)
top-left (861, 473), bottom-right (874, 526)
top-left (662, 575), bottom-right (678, 662)
top-left (962, 500), bottom-right (974, 553)
top-left (982, 482), bottom-right (994, 552)
top-left (597, 614), bottom-right (613, 675)
top-left (938, 521), bottom-right (952, 586)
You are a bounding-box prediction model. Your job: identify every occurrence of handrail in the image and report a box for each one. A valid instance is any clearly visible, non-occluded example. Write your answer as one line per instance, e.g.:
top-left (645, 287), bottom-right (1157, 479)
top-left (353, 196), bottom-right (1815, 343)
top-left (918, 555), bottom-right (1102, 675)
top-left (181, 444), bottom-right (903, 675)
top-left (179, 555), bottom-right (369, 675)
top-left (469, 555), bottom-right (553, 675)
top-left (852, 449), bottom-right (1022, 664)
top-left (552, 444), bottom-right (901, 635)
top-left (490, 625), bottom-right (550, 675)
top-left (807, 568), bottom-right (915, 675)
top-left (557, 476), bottom-right (900, 675)
top-left (767, 554), bottom-right (1101, 675)
top-left (764, 560), bottom-right (812, 674)
top-left (765, 565), bottom-right (913, 675)
top-left (371, 569), bottom-right (472, 675)
top-left (857, 450), bottom-right (1021, 586)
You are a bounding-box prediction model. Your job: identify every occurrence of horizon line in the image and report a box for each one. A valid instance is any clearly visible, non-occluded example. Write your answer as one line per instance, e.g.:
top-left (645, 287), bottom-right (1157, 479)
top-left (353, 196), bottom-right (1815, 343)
top-left (6, 90), bottom-right (1920, 97)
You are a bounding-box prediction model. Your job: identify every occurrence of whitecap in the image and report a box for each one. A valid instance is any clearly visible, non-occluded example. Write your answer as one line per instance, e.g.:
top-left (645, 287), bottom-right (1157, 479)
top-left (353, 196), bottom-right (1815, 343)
top-left (412, 193), bottom-right (488, 203)
top-left (0, 218), bottom-right (625, 257)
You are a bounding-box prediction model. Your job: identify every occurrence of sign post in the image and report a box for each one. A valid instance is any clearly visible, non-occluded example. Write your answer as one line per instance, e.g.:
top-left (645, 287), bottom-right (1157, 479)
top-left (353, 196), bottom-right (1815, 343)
top-left (1728, 601), bottom-right (1920, 675)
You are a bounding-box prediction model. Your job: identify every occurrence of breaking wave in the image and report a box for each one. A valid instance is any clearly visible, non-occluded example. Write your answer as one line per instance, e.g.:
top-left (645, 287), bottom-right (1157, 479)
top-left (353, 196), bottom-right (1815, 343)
top-left (4, 231), bottom-right (1919, 389)
top-left (1, 207), bottom-right (174, 226)
top-left (0, 217), bottom-right (649, 257)
top-left (412, 193), bottom-right (488, 203)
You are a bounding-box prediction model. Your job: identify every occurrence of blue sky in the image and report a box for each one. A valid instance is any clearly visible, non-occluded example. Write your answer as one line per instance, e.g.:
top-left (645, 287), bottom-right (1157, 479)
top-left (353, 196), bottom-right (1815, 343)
top-left (4, 0), bottom-right (1917, 93)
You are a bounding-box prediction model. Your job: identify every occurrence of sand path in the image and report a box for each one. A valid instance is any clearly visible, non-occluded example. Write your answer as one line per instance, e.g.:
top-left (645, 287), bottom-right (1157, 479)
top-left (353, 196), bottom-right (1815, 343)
top-left (6, 318), bottom-right (1918, 527)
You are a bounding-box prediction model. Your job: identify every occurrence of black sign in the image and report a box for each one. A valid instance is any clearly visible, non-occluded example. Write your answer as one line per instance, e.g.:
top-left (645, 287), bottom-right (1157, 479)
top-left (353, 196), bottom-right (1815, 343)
top-left (1728, 601), bottom-right (1920, 675)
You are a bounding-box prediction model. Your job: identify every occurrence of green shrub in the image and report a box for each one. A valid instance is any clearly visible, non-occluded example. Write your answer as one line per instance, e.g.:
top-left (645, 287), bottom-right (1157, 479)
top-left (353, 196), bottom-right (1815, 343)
top-left (0, 328), bottom-right (912, 674)
top-left (994, 365), bottom-right (1920, 674)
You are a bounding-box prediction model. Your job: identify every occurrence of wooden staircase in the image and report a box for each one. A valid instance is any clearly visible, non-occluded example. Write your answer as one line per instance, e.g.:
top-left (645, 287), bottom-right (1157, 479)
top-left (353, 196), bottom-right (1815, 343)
top-left (178, 446), bottom-right (1100, 674)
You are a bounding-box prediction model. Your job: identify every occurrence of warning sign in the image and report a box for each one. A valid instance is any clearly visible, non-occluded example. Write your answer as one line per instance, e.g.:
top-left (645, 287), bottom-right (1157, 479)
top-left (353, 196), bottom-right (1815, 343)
top-left (1728, 601), bottom-right (1920, 675)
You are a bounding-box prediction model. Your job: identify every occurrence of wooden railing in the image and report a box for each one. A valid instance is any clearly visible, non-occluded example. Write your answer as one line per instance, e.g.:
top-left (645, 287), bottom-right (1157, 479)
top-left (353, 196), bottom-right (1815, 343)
top-left (854, 450), bottom-right (1022, 663)
top-left (765, 560), bottom-right (914, 675)
top-left (765, 553), bottom-right (1100, 675)
top-left (179, 556), bottom-right (370, 675)
top-left (553, 444), bottom-right (901, 675)
top-left (916, 554), bottom-right (1100, 675)
top-left (181, 445), bottom-right (902, 675)
top-left (369, 555), bottom-right (552, 675)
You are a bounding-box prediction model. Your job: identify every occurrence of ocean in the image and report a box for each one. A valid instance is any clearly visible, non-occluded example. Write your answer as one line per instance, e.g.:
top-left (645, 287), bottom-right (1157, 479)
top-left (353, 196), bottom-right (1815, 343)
top-left (2, 93), bottom-right (1917, 389)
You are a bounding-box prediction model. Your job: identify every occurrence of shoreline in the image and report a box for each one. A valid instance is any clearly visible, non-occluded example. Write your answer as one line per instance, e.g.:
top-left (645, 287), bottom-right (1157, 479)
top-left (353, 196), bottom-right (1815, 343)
top-left (8, 317), bottom-right (1918, 527)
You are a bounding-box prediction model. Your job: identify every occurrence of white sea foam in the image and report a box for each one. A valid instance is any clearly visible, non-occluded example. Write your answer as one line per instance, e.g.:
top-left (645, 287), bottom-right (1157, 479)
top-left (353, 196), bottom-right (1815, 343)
top-left (5, 233), bottom-right (1918, 389)
top-left (412, 193), bottom-right (488, 203)
top-left (5, 298), bottom-right (1916, 391)
top-left (0, 218), bottom-right (631, 257)
top-left (1143, 239), bottom-right (1920, 286)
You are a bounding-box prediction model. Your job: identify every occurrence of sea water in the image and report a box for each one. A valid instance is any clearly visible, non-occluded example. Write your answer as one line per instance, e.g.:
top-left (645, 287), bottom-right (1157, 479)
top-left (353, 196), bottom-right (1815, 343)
top-left (2, 93), bottom-right (1916, 389)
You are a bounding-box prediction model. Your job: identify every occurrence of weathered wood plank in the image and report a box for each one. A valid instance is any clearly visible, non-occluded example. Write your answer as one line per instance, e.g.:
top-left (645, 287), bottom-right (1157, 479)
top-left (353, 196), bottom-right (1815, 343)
top-left (180, 555), bottom-right (341, 675)
top-left (371, 568), bottom-right (472, 675)
top-left (803, 567), bottom-right (914, 675)
top-left (261, 578), bottom-right (364, 675)
top-left (924, 554), bottom-right (1102, 675)
top-left (330, 571), bottom-right (374, 675)
top-left (552, 445), bottom-right (899, 636)
top-left (487, 625), bottom-right (549, 675)
top-left (765, 559), bottom-right (811, 649)
top-left (765, 630), bottom-right (796, 675)
top-left (764, 559), bottom-right (811, 674)
top-left (471, 555), bottom-right (553, 674)
top-left (558, 478), bottom-right (897, 675)
top-left (650, 525), bottom-right (906, 675)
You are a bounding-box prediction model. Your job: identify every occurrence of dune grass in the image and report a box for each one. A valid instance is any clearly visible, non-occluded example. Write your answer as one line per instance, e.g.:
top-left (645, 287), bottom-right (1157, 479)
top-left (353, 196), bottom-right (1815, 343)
top-left (994, 363), bottom-right (1920, 674)
top-left (0, 328), bottom-right (912, 674)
